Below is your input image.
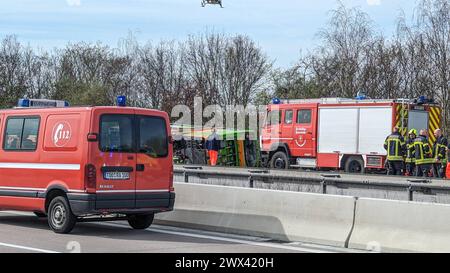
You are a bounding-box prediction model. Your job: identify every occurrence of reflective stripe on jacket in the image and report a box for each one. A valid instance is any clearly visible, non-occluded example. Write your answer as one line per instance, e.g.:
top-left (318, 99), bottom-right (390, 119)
top-left (433, 136), bottom-right (448, 164)
top-left (384, 133), bottom-right (406, 161)
top-left (414, 135), bottom-right (433, 165)
top-left (405, 137), bottom-right (416, 163)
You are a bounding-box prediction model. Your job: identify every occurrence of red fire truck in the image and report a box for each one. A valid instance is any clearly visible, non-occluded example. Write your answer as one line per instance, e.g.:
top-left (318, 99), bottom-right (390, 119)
top-left (0, 97), bottom-right (175, 233)
top-left (261, 97), bottom-right (442, 173)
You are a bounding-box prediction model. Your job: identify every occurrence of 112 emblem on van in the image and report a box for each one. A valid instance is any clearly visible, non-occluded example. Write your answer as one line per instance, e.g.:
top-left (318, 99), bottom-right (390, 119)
top-left (52, 121), bottom-right (72, 147)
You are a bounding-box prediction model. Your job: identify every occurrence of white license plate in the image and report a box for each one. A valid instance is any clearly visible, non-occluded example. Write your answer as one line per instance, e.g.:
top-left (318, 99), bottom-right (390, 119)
top-left (104, 172), bottom-right (130, 180)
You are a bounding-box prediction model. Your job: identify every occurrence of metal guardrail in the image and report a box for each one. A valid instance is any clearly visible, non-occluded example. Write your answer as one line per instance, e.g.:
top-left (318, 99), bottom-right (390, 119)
top-left (175, 166), bottom-right (450, 202)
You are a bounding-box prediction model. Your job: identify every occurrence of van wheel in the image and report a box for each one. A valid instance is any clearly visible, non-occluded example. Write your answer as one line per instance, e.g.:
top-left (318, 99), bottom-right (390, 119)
top-left (34, 212), bottom-right (47, 218)
top-left (270, 151), bottom-right (289, 169)
top-left (345, 156), bottom-right (365, 174)
top-left (127, 214), bottom-right (154, 230)
top-left (47, 196), bottom-right (77, 234)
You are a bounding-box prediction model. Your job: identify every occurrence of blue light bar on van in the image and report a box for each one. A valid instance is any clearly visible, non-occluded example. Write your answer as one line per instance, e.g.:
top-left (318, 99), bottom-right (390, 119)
top-left (117, 96), bottom-right (127, 107)
top-left (17, 98), bottom-right (68, 108)
top-left (18, 99), bottom-right (30, 107)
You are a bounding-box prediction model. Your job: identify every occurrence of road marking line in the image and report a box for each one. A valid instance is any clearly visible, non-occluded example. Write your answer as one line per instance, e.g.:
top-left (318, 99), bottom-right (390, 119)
top-left (101, 222), bottom-right (335, 253)
top-left (0, 242), bottom-right (59, 253)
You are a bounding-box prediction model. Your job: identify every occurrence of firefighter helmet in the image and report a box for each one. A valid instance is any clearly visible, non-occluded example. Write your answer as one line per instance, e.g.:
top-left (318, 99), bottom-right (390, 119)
top-left (409, 129), bottom-right (417, 136)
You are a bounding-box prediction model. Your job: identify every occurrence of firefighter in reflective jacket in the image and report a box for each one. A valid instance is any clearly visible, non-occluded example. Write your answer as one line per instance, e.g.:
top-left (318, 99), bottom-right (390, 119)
top-left (414, 129), bottom-right (433, 177)
top-left (432, 129), bottom-right (448, 178)
top-left (405, 129), bottom-right (417, 176)
top-left (384, 127), bottom-right (406, 175)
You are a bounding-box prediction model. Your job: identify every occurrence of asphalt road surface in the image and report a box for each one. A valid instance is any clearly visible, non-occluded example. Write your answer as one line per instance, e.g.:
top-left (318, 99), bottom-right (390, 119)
top-left (0, 211), bottom-right (364, 253)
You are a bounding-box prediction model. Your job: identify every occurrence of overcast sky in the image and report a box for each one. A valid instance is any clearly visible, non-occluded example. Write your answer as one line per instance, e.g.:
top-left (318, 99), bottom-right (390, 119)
top-left (0, 0), bottom-right (418, 67)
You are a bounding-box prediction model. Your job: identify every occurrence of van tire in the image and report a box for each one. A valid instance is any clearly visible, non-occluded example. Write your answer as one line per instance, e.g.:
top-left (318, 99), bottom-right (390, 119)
top-left (47, 196), bottom-right (77, 234)
top-left (34, 212), bottom-right (47, 218)
top-left (127, 214), bottom-right (154, 230)
top-left (270, 151), bottom-right (289, 169)
top-left (344, 156), bottom-right (365, 174)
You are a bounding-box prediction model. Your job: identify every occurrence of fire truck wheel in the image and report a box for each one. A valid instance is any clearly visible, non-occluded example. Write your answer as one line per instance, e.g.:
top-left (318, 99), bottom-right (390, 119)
top-left (34, 212), bottom-right (47, 218)
top-left (270, 151), bottom-right (289, 169)
top-left (345, 156), bottom-right (365, 174)
top-left (47, 196), bottom-right (77, 234)
top-left (127, 214), bottom-right (154, 230)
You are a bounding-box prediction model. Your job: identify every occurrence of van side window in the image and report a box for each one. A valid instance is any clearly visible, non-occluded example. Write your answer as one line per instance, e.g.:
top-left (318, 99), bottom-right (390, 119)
top-left (138, 116), bottom-right (168, 158)
top-left (284, 110), bottom-right (293, 124)
top-left (297, 109), bottom-right (312, 124)
top-left (4, 117), bottom-right (40, 151)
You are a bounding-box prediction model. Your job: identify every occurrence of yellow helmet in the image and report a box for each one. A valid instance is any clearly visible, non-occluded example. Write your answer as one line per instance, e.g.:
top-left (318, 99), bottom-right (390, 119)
top-left (409, 129), bottom-right (417, 136)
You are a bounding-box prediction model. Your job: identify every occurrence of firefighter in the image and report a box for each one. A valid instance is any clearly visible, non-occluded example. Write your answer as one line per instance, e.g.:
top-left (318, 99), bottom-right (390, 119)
top-left (405, 129), bottom-right (417, 176)
top-left (205, 127), bottom-right (221, 166)
top-left (431, 129), bottom-right (448, 178)
top-left (414, 129), bottom-right (433, 177)
top-left (383, 127), bottom-right (406, 175)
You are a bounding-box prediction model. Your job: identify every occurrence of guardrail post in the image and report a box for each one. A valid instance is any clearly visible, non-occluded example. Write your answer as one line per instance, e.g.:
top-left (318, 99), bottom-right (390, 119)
top-left (248, 175), bottom-right (254, 188)
top-left (321, 179), bottom-right (327, 194)
top-left (320, 174), bottom-right (340, 194)
top-left (408, 186), bottom-right (413, 201)
top-left (184, 171), bottom-right (189, 183)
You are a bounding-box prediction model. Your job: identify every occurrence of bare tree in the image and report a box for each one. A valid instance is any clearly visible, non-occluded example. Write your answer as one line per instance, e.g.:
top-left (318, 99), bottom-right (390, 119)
top-left (137, 40), bottom-right (188, 112)
top-left (0, 36), bottom-right (28, 107)
top-left (317, 3), bottom-right (375, 97)
top-left (184, 33), bottom-right (271, 107)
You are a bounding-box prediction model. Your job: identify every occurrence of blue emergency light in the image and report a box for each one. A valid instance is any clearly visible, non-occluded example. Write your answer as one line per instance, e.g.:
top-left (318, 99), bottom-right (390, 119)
top-left (18, 99), bottom-right (30, 107)
top-left (356, 90), bottom-right (367, 100)
top-left (117, 96), bottom-right (127, 107)
top-left (417, 95), bottom-right (427, 104)
top-left (272, 98), bottom-right (281, 105)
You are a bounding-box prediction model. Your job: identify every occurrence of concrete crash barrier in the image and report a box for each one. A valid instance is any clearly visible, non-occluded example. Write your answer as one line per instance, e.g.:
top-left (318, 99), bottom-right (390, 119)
top-left (349, 198), bottom-right (450, 252)
top-left (155, 182), bottom-right (356, 247)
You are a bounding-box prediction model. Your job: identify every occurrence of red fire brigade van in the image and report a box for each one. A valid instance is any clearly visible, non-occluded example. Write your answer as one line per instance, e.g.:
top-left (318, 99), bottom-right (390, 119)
top-left (261, 97), bottom-right (442, 173)
top-left (0, 97), bottom-right (175, 233)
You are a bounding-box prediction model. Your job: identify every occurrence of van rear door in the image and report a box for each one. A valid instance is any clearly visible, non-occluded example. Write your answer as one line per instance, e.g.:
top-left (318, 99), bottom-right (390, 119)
top-left (91, 109), bottom-right (137, 209)
top-left (134, 109), bottom-right (172, 209)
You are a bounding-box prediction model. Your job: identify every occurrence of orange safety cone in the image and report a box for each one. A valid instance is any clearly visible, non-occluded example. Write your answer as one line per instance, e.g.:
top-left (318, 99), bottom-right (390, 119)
top-left (209, 150), bottom-right (218, 166)
top-left (446, 162), bottom-right (450, 180)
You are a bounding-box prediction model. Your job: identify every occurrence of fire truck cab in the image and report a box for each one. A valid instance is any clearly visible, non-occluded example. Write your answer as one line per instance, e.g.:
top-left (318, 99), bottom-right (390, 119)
top-left (261, 97), bottom-right (442, 173)
top-left (0, 98), bottom-right (175, 233)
